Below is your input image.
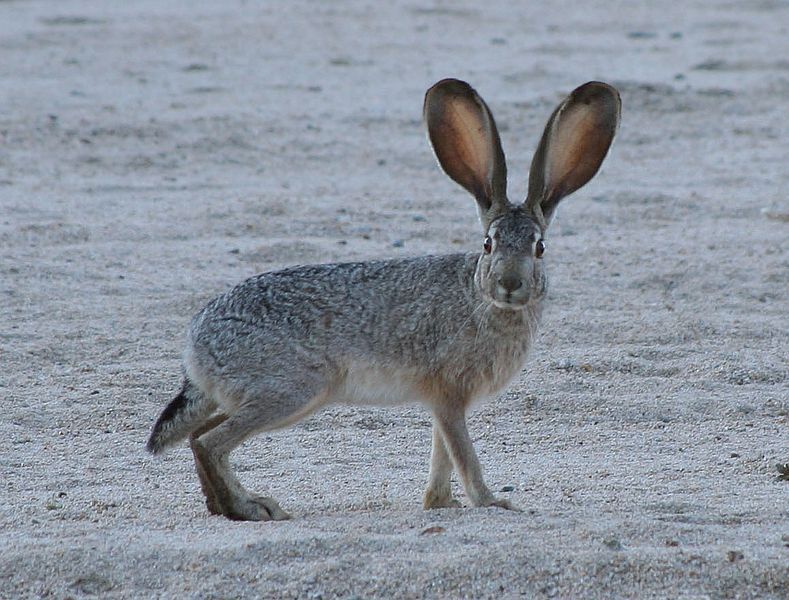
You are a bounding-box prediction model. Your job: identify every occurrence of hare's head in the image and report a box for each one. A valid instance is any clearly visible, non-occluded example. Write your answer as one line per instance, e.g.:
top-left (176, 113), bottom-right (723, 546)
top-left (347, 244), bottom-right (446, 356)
top-left (425, 78), bottom-right (620, 309)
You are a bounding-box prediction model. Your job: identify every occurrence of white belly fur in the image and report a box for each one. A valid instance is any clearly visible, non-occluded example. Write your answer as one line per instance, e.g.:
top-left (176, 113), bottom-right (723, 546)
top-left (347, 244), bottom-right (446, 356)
top-left (332, 364), bottom-right (429, 407)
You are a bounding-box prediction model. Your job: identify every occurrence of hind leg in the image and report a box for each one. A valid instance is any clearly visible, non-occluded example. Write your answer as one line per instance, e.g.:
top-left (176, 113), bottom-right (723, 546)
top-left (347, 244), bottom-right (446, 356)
top-left (189, 414), bottom-right (229, 517)
top-left (189, 390), bottom-right (327, 521)
top-left (190, 412), bottom-right (290, 521)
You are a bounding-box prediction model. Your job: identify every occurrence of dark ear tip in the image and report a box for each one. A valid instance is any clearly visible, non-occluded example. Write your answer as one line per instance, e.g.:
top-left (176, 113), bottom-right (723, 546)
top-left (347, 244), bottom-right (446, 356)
top-left (572, 81), bottom-right (621, 111)
top-left (425, 78), bottom-right (475, 103)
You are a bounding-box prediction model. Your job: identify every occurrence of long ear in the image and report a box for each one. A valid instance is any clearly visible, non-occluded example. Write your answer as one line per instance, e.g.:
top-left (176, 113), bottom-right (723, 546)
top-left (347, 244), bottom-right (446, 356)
top-left (525, 82), bottom-right (620, 228)
top-left (424, 78), bottom-right (509, 228)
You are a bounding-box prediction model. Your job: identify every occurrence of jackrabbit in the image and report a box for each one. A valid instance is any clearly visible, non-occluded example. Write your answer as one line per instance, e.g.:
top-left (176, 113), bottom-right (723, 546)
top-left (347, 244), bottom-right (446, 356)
top-left (147, 78), bottom-right (620, 521)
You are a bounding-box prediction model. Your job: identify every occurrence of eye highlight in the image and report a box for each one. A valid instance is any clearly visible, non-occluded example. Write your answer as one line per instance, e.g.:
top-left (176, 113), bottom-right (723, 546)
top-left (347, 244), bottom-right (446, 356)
top-left (483, 236), bottom-right (492, 254)
top-left (535, 239), bottom-right (545, 259)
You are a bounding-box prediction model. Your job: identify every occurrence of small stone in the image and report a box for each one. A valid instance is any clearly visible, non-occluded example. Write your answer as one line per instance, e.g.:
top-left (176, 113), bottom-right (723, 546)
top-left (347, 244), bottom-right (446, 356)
top-left (627, 31), bottom-right (657, 39)
top-left (500, 485), bottom-right (515, 492)
top-left (603, 538), bottom-right (622, 551)
top-left (726, 550), bottom-right (744, 562)
top-left (420, 526), bottom-right (445, 535)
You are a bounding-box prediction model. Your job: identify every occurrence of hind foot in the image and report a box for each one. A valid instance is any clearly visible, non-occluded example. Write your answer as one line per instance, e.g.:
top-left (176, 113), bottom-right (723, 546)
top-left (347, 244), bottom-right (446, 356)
top-left (214, 493), bottom-right (291, 522)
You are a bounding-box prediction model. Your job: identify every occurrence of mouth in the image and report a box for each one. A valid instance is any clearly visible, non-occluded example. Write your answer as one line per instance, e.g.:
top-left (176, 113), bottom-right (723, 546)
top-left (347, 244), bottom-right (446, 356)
top-left (491, 301), bottom-right (526, 310)
top-left (486, 288), bottom-right (545, 310)
top-left (489, 297), bottom-right (530, 310)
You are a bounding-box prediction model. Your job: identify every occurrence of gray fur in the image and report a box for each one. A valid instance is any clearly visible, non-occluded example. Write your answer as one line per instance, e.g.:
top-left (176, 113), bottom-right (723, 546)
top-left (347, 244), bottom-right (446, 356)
top-left (146, 78), bottom-right (620, 521)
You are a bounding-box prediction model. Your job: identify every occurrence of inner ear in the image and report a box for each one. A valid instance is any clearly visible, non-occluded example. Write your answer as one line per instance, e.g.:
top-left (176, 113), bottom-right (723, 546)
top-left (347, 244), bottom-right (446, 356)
top-left (543, 87), bottom-right (618, 200)
top-left (526, 82), bottom-right (620, 224)
top-left (424, 79), bottom-right (507, 214)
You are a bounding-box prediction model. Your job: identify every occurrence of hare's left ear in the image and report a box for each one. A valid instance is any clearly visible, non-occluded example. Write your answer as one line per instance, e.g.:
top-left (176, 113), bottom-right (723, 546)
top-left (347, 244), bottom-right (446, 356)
top-left (525, 82), bottom-right (620, 228)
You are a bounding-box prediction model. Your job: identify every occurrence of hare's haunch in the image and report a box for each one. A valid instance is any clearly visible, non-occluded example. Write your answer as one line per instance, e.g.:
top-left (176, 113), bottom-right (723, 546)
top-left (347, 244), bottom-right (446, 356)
top-left (147, 79), bottom-right (620, 521)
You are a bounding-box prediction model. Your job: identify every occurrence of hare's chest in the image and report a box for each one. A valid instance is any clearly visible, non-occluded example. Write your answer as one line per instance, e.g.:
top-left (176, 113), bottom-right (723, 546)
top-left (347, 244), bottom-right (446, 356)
top-left (478, 338), bottom-right (534, 396)
top-left (460, 309), bottom-right (541, 398)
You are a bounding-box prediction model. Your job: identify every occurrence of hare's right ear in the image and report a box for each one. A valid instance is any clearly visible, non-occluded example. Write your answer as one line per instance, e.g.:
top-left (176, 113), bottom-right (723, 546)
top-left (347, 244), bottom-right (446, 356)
top-left (525, 82), bottom-right (620, 229)
top-left (424, 79), bottom-right (509, 229)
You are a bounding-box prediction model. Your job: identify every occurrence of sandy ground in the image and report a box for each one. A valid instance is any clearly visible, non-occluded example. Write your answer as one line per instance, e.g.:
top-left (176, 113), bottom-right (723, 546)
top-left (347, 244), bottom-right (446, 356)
top-left (1, 0), bottom-right (788, 598)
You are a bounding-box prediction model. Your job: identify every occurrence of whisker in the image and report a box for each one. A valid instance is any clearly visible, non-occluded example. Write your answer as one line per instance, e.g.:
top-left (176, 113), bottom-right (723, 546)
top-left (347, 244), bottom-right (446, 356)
top-left (473, 302), bottom-right (492, 350)
top-left (443, 299), bottom-right (488, 354)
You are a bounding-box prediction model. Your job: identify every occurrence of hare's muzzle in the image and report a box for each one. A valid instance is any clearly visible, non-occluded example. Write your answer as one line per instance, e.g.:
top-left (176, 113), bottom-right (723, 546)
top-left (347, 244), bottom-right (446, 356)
top-left (491, 275), bottom-right (534, 308)
top-left (498, 273), bottom-right (523, 294)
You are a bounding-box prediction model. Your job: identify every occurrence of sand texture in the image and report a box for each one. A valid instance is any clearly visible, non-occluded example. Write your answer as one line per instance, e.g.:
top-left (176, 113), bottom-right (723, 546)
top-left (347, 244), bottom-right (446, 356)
top-left (1, 1), bottom-right (787, 598)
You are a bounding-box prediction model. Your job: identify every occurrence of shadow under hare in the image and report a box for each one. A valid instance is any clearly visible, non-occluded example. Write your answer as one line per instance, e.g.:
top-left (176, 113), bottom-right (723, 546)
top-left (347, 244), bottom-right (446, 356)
top-left (147, 78), bottom-right (620, 521)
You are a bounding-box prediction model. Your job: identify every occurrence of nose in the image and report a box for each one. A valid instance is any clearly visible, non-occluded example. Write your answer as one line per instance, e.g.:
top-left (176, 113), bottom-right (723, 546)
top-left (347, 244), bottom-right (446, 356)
top-left (498, 273), bottom-right (523, 293)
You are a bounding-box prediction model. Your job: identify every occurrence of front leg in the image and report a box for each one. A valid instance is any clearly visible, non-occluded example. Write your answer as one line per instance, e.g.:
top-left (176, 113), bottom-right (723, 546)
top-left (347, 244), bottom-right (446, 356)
top-left (433, 405), bottom-right (517, 511)
top-left (423, 423), bottom-right (462, 509)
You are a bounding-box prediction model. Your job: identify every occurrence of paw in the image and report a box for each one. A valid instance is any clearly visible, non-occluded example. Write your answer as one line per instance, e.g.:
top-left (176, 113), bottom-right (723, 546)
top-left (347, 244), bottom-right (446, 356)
top-left (423, 488), bottom-right (462, 510)
top-left (253, 495), bottom-right (291, 521)
top-left (424, 497), bottom-right (463, 510)
top-left (223, 495), bottom-right (291, 522)
top-left (482, 497), bottom-right (520, 512)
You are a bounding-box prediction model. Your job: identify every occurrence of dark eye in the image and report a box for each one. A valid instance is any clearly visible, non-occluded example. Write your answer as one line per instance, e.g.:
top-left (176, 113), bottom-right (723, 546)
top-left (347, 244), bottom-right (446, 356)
top-left (535, 239), bottom-right (545, 259)
top-left (483, 236), bottom-right (492, 254)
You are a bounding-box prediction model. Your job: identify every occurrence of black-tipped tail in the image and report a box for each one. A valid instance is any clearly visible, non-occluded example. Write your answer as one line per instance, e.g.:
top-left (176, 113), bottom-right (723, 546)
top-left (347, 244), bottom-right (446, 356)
top-left (146, 379), bottom-right (213, 454)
